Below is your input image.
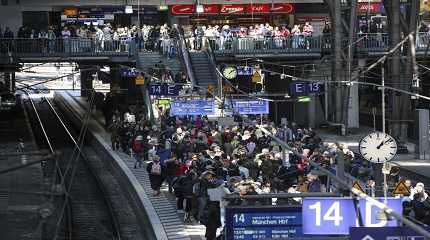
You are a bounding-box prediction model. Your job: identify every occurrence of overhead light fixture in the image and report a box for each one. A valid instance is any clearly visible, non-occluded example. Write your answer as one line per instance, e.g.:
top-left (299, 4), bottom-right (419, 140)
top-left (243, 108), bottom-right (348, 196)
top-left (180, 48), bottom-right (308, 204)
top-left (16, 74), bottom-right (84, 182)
top-left (159, 5), bottom-right (168, 11)
top-left (196, 4), bottom-right (204, 13)
top-left (125, 5), bottom-right (133, 14)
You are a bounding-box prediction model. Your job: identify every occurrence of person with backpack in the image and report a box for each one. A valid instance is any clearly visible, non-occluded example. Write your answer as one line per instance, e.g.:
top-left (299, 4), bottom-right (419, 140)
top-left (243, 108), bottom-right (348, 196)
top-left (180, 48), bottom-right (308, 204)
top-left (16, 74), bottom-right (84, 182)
top-left (146, 155), bottom-right (165, 196)
top-left (165, 153), bottom-right (180, 193)
top-left (173, 170), bottom-right (198, 222)
top-left (132, 135), bottom-right (144, 169)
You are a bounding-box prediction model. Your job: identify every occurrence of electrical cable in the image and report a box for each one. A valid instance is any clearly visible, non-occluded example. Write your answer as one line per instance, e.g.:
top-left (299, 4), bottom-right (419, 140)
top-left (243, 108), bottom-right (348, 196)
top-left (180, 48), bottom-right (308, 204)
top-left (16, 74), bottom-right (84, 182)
top-left (52, 90), bottom-right (96, 240)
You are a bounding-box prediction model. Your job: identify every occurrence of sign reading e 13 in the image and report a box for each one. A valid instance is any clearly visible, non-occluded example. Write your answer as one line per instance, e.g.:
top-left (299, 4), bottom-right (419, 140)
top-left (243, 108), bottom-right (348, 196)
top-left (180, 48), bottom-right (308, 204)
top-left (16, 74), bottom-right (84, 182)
top-left (302, 198), bottom-right (402, 235)
top-left (290, 82), bottom-right (320, 95)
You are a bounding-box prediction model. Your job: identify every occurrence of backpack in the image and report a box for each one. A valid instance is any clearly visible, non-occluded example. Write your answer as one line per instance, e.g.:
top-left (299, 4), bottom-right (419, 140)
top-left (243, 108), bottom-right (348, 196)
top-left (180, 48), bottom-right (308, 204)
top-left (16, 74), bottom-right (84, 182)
top-left (132, 139), bottom-right (143, 153)
top-left (151, 163), bottom-right (162, 175)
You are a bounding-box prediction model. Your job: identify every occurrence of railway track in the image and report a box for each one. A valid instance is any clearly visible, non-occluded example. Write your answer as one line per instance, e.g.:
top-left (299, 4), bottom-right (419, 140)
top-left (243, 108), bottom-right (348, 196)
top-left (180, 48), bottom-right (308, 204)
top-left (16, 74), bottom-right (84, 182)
top-left (23, 91), bottom-right (122, 240)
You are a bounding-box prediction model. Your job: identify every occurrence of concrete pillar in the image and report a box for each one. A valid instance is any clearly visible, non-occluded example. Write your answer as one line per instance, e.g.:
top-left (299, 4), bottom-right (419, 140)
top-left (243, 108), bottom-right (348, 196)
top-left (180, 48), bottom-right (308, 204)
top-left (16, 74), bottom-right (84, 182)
top-left (332, 0), bottom-right (344, 123)
top-left (308, 96), bottom-right (316, 129)
top-left (416, 109), bottom-right (430, 160)
top-left (347, 59), bottom-right (365, 128)
top-left (4, 73), bottom-right (11, 92)
top-left (80, 67), bottom-right (93, 97)
top-left (11, 72), bottom-right (15, 92)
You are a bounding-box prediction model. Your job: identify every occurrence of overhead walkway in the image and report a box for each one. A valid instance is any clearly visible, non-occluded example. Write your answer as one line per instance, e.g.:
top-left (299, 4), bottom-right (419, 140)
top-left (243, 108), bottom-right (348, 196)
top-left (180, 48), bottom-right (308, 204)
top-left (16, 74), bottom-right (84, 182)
top-left (55, 91), bottom-right (206, 240)
top-left (2, 33), bottom-right (429, 64)
top-left (210, 33), bottom-right (430, 59)
top-left (0, 38), bottom-right (135, 64)
top-left (211, 36), bottom-right (323, 60)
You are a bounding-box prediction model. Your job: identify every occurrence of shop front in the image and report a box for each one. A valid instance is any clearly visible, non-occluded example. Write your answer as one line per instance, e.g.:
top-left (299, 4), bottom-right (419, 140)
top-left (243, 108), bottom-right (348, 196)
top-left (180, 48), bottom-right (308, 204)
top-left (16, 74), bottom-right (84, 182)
top-left (60, 6), bottom-right (166, 28)
top-left (356, 2), bottom-right (385, 32)
top-left (170, 3), bottom-right (294, 27)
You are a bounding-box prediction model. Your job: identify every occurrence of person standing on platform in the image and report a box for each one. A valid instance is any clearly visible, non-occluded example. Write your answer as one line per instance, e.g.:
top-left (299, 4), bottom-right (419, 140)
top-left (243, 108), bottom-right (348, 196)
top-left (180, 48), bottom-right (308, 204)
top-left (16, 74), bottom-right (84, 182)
top-left (109, 120), bottom-right (121, 151)
top-left (132, 135), bottom-right (144, 168)
top-left (147, 155), bottom-right (166, 196)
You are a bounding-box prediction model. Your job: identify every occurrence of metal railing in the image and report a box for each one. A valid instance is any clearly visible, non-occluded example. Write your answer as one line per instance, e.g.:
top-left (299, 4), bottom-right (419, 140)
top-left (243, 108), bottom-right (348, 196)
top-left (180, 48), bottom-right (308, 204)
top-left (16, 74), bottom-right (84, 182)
top-left (1, 33), bottom-right (430, 59)
top-left (0, 37), bottom-right (132, 57)
top-left (208, 36), bottom-right (323, 55)
top-left (175, 27), bottom-right (197, 89)
top-left (356, 32), bottom-right (430, 53)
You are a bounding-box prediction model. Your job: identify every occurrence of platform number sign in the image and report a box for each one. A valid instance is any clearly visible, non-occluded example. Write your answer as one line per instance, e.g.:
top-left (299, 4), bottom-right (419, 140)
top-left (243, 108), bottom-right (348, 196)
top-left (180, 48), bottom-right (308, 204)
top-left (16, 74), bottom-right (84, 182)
top-left (309, 201), bottom-right (343, 227)
top-left (304, 198), bottom-right (355, 235)
top-left (290, 82), bottom-right (320, 95)
top-left (303, 198), bottom-right (402, 235)
top-left (148, 84), bottom-right (180, 96)
top-left (233, 213), bottom-right (245, 224)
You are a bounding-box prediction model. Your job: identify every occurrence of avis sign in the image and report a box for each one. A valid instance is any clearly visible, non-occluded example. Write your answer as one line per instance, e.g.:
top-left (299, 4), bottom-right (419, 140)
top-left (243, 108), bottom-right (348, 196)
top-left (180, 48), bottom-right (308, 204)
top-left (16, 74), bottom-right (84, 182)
top-left (302, 198), bottom-right (402, 235)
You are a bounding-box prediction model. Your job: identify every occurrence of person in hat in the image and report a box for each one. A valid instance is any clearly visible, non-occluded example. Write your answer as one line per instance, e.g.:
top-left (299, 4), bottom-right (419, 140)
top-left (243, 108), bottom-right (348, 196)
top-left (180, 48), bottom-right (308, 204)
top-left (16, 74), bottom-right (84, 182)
top-left (410, 182), bottom-right (428, 202)
top-left (202, 171), bottom-right (224, 240)
top-left (146, 155), bottom-right (166, 196)
top-left (132, 135), bottom-right (144, 168)
top-left (307, 172), bottom-right (321, 192)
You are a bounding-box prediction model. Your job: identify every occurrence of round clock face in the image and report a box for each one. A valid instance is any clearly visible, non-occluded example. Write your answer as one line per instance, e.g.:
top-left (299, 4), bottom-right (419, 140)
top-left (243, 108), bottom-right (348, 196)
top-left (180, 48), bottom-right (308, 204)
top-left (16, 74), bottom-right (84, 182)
top-left (359, 132), bottom-right (397, 163)
top-left (223, 67), bottom-right (237, 80)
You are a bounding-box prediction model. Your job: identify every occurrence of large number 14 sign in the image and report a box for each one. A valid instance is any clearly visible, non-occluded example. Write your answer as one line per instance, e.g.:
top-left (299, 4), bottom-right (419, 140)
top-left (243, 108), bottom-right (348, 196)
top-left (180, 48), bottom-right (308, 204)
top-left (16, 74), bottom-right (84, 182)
top-left (302, 198), bottom-right (403, 235)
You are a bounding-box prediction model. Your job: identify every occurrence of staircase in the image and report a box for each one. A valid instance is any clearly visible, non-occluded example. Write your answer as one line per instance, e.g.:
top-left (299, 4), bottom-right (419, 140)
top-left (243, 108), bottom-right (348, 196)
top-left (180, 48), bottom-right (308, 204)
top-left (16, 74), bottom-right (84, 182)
top-left (189, 51), bottom-right (218, 90)
top-left (137, 51), bottom-right (183, 76)
top-left (136, 51), bottom-right (185, 122)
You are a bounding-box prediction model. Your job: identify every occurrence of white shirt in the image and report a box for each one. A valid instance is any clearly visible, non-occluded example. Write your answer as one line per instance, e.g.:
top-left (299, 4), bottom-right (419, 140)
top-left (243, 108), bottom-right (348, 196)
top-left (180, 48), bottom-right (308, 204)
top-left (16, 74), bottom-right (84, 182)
top-left (61, 30), bottom-right (71, 39)
top-left (208, 185), bottom-right (231, 201)
top-left (238, 166), bottom-right (250, 178)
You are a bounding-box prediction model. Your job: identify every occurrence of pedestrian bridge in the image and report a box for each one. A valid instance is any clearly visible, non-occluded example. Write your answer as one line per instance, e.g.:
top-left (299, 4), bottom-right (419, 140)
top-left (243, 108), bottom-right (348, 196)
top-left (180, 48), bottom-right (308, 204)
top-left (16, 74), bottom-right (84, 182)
top-left (0, 38), bottom-right (135, 64)
top-left (0, 33), bottom-right (429, 64)
top-left (210, 33), bottom-right (430, 59)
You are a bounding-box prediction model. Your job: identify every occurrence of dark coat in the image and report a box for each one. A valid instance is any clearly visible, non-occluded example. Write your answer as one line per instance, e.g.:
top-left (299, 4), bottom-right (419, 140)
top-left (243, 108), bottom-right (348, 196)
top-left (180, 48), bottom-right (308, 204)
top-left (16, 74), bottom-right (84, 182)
top-left (173, 173), bottom-right (196, 197)
top-left (146, 161), bottom-right (166, 190)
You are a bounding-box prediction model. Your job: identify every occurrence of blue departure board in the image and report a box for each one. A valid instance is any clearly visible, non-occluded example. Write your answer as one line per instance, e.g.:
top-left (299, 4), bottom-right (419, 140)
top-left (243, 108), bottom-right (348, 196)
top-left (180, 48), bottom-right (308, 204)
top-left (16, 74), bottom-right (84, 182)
top-left (225, 206), bottom-right (303, 240)
top-left (170, 100), bottom-right (215, 116)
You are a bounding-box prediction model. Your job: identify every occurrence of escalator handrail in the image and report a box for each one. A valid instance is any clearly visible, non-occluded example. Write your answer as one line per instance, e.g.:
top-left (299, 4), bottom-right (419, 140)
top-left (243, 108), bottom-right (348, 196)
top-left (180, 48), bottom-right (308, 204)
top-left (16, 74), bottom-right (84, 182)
top-left (174, 26), bottom-right (197, 89)
top-left (134, 44), bottom-right (154, 123)
top-left (204, 38), bottom-right (222, 98)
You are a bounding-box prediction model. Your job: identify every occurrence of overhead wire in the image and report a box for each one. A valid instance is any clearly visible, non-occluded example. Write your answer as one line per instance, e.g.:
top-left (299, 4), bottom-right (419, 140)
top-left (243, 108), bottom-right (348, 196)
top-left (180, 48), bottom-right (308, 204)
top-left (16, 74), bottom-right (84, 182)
top-left (51, 90), bottom-right (96, 240)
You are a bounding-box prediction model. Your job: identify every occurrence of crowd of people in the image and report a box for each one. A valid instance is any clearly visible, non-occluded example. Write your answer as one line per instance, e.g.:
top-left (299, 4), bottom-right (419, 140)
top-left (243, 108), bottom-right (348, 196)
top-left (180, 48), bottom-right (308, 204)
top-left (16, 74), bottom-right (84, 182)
top-left (105, 103), bottom-right (391, 239)
top-left (0, 23), bottom-right (183, 57)
top-left (102, 101), bottom-right (430, 239)
top-left (185, 22), bottom-right (325, 51)
top-left (4, 19), bottom-right (430, 55)
top-left (0, 21), bottom-right (325, 54)
top-left (400, 180), bottom-right (430, 225)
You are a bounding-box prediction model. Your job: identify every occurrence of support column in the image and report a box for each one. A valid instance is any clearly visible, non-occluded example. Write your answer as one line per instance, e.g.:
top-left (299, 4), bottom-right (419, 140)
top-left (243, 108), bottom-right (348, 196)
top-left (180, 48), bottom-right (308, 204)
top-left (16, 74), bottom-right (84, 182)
top-left (416, 109), bottom-right (430, 160)
top-left (80, 66), bottom-right (93, 97)
top-left (384, 0), bottom-right (409, 140)
top-left (11, 72), bottom-right (15, 92)
top-left (332, 0), bottom-right (344, 123)
top-left (347, 59), bottom-right (365, 128)
top-left (4, 72), bottom-right (11, 92)
top-left (308, 96), bottom-right (316, 129)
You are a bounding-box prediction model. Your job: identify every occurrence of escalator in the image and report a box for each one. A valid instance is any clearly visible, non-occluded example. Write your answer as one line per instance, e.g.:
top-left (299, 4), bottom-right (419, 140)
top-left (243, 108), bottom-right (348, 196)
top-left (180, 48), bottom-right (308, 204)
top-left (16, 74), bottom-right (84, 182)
top-left (189, 51), bottom-right (219, 91)
top-left (136, 48), bottom-right (184, 122)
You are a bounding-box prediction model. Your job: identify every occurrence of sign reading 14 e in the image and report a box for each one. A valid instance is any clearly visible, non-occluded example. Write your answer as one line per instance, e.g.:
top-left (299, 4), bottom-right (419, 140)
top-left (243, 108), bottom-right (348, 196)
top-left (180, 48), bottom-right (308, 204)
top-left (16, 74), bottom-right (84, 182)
top-left (302, 198), bottom-right (402, 235)
top-left (149, 84), bottom-right (180, 96)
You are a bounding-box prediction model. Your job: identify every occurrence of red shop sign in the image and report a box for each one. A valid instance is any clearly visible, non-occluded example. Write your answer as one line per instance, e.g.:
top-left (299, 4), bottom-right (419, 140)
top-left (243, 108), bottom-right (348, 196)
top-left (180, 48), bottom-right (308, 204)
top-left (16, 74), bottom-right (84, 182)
top-left (171, 4), bottom-right (195, 15)
top-left (246, 4), bottom-right (271, 13)
top-left (203, 4), bottom-right (219, 14)
top-left (220, 4), bottom-right (246, 14)
top-left (271, 3), bottom-right (295, 14)
top-left (357, 3), bottom-right (381, 13)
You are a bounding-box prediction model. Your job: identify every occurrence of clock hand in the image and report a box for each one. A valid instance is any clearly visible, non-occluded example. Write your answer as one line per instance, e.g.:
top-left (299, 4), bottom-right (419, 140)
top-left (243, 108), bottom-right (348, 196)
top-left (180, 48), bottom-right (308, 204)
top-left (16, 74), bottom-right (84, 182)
top-left (376, 141), bottom-right (384, 149)
top-left (229, 69), bottom-right (235, 75)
